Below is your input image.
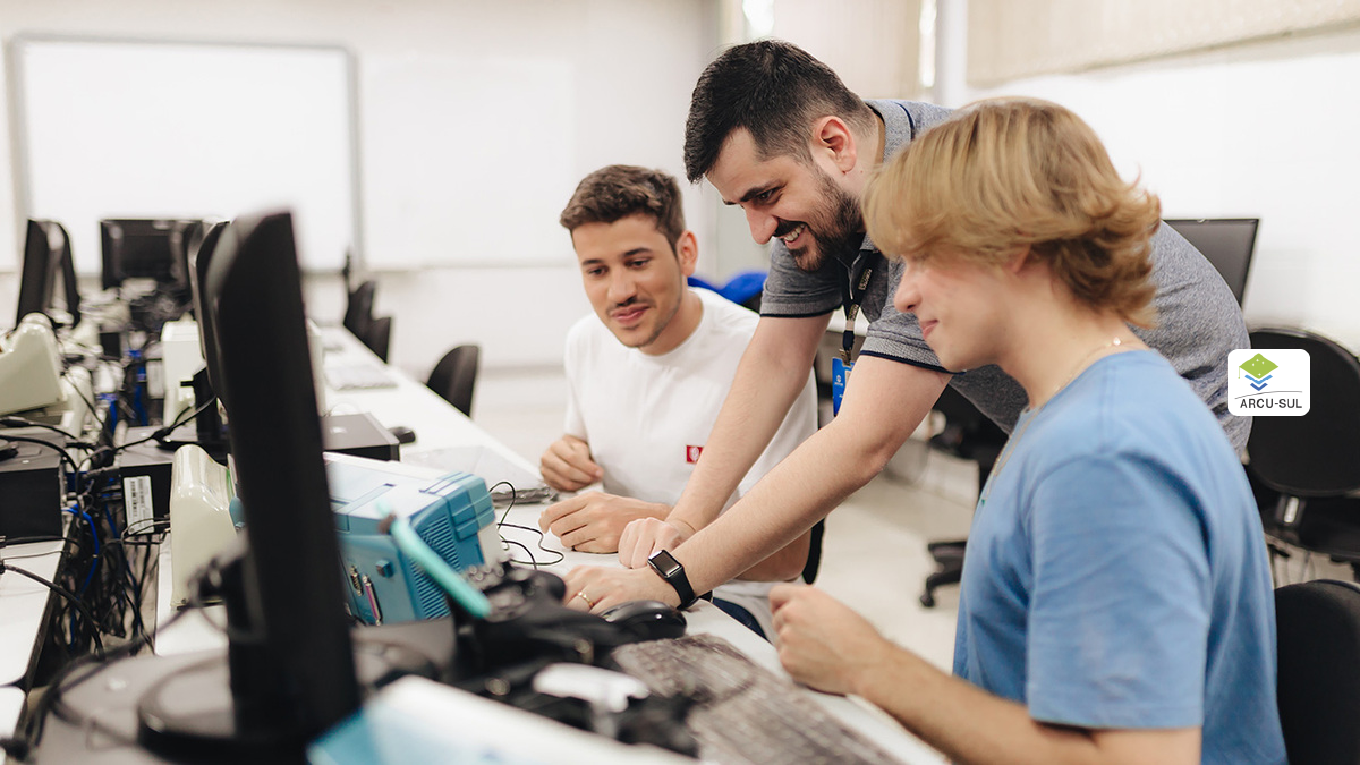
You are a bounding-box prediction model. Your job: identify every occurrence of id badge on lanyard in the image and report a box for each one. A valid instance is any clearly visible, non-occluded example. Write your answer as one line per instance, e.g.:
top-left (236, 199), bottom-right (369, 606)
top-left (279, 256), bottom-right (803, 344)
top-left (832, 356), bottom-right (852, 415)
top-left (833, 263), bottom-right (873, 416)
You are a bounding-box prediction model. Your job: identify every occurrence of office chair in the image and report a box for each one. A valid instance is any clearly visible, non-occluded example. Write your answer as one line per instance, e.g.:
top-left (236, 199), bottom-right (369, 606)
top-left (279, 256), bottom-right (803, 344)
top-left (1246, 328), bottom-right (1360, 577)
top-left (427, 344), bottom-right (481, 417)
top-left (343, 280), bottom-right (377, 341)
top-left (365, 315), bottom-right (393, 363)
top-left (1275, 579), bottom-right (1360, 764)
top-left (919, 386), bottom-right (1007, 607)
top-left (687, 271), bottom-right (765, 312)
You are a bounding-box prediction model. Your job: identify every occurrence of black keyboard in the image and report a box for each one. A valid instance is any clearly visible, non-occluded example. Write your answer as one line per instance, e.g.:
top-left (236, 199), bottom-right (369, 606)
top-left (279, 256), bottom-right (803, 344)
top-left (612, 634), bottom-right (907, 765)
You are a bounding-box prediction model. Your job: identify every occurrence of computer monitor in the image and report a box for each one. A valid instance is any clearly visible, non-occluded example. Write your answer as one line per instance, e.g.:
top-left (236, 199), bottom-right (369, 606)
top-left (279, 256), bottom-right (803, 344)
top-left (15, 220), bottom-right (81, 329)
top-left (185, 220), bottom-right (230, 452)
top-left (1164, 218), bottom-right (1260, 305)
top-left (116, 211), bottom-right (359, 759)
top-left (202, 209), bottom-right (359, 734)
top-left (187, 221), bottom-right (228, 397)
top-left (100, 218), bottom-right (203, 291)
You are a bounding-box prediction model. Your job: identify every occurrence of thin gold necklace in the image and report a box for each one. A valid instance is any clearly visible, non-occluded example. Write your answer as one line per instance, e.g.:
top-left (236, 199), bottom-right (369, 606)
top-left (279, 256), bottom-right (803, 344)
top-left (985, 337), bottom-right (1125, 488)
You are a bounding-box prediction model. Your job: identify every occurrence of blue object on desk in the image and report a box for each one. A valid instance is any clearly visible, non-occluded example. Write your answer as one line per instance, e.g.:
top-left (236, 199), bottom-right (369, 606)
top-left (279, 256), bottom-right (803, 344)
top-left (325, 454), bottom-right (498, 625)
top-left (127, 347), bottom-right (148, 426)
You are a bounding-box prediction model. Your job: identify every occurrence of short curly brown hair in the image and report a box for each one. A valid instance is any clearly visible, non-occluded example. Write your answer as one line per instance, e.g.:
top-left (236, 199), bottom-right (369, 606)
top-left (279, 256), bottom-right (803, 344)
top-left (560, 165), bottom-right (685, 249)
top-left (864, 97), bottom-right (1161, 328)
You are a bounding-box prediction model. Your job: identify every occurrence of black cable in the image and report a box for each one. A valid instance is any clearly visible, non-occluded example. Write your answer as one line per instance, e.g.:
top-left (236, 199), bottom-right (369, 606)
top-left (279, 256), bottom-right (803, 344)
top-left (0, 417), bottom-right (79, 442)
top-left (123, 519), bottom-right (171, 537)
top-left (112, 396), bottom-right (213, 455)
top-left (0, 562), bottom-right (104, 658)
top-left (501, 537), bottom-right (540, 568)
top-left (488, 481), bottom-right (566, 565)
top-left (0, 435), bottom-right (82, 478)
top-left (489, 481), bottom-right (518, 525)
top-left (497, 522), bottom-right (565, 566)
top-left (0, 535), bottom-right (67, 547)
top-left (20, 606), bottom-right (192, 755)
top-left (107, 535), bottom-right (167, 548)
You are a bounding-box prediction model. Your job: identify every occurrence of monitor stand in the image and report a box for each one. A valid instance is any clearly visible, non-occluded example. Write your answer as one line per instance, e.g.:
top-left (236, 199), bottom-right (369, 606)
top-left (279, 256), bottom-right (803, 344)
top-left (40, 542), bottom-right (442, 764)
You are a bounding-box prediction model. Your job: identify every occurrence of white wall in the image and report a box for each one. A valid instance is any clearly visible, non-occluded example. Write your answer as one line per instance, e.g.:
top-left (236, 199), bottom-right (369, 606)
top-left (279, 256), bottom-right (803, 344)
top-left (0, 0), bottom-right (720, 373)
top-left (968, 25), bottom-right (1360, 347)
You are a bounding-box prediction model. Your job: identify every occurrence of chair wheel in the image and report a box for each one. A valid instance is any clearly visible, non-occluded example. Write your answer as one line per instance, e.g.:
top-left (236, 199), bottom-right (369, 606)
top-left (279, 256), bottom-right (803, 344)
top-left (920, 591), bottom-right (936, 608)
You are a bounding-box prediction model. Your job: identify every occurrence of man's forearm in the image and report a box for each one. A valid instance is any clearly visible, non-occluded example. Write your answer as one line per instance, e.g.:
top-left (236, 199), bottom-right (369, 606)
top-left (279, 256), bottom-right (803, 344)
top-left (674, 415), bottom-right (899, 593)
top-left (854, 648), bottom-right (1197, 765)
top-left (668, 316), bottom-right (828, 532)
top-left (673, 356), bottom-right (948, 594)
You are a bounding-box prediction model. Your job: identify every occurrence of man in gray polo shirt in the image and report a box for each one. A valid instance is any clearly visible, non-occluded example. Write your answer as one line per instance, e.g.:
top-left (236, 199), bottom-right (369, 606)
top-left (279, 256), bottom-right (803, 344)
top-left (564, 40), bottom-right (1248, 615)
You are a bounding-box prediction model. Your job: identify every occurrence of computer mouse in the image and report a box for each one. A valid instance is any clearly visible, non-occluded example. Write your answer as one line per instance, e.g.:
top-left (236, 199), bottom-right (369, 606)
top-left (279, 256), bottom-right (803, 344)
top-left (388, 425), bottom-right (417, 444)
top-left (600, 600), bottom-right (687, 642)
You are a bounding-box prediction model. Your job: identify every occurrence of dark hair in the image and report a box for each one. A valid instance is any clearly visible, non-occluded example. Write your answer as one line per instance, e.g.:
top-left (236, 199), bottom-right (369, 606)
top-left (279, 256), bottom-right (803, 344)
top-left (559, 164), bottom-right (685, 248)
top-left (683, 40), bottom-right (876, 183)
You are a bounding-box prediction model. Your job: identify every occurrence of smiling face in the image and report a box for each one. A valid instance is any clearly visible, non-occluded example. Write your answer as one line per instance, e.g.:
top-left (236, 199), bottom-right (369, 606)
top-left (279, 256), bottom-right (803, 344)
top-left (707, 128), bottom-right (863, 272)
top-left (572, 213), bottom-right (699, 356)
top-left (891, 254), bottom-right (1013, 373)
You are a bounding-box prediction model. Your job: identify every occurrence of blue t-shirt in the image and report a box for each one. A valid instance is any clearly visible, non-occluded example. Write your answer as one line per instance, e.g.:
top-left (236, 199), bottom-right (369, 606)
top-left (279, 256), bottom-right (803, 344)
top-left (954, 351), bottom-right (1284, 764)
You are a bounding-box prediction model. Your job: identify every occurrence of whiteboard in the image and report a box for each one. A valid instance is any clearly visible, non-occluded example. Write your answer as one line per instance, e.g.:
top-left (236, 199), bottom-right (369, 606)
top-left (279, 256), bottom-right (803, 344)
top-left (12, 36), bottom-right (358, 275)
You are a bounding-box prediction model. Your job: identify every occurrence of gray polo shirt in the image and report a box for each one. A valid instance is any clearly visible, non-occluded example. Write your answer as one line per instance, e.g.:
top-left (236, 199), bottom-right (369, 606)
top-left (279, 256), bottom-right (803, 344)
top-left (758, 99), bottom-right (1250, 451)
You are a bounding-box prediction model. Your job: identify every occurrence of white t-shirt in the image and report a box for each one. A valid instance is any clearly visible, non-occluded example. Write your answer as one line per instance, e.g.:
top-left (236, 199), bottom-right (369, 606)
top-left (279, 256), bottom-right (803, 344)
top-left (563, 287), bottom-right (818, 633)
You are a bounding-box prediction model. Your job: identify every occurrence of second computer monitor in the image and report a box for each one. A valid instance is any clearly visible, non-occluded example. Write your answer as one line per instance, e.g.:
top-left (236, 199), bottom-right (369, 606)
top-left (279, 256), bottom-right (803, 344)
top-left (15, 220), bottom-right (80, 329)
top-left (100, 218), bottom-right (203, 291)
top-left (1165, 218), bottom-right (1260, 306)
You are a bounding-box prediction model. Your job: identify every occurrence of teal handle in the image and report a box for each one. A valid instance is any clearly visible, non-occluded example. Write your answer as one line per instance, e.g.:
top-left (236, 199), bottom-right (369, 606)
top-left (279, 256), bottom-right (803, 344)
top-left (388, 514), bottom-right (492, 619)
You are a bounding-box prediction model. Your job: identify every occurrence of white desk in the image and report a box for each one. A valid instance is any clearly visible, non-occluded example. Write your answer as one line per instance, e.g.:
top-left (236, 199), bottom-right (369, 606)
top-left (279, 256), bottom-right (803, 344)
top-left (0, 539), bottom-right (63, 764)
top-left (319, 328), bottom-right (944, 764)
top-left (0, 686), bottom-right (24, 765)
top-left (151, 328), bottom-right (944, 763)
top-left (0, 541), bottom-right (64, 688)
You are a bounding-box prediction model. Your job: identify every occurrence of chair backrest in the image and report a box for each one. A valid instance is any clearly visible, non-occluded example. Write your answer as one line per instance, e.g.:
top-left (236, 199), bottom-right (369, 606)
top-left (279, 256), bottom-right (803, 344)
top-left (1276, 579), bottom-right (1360, 764)
top-left (343, 280), bottom-right (377, 340)
top-left (1248, 329), bottom-right (1360, 496)
top-left (427, 344), bottom-right (481, 417)
top-left (365, 315), bottom-right (392, 363)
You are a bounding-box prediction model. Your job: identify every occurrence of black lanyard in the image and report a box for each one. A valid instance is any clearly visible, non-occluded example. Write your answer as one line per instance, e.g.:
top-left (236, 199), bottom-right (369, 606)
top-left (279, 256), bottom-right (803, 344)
top-left (840, 262), bottom-right (873, 364)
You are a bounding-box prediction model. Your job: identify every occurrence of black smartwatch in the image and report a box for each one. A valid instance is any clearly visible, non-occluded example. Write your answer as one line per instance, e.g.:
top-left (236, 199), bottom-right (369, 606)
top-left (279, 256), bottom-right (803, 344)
top-left (647, 549), bottom-right (699, 609)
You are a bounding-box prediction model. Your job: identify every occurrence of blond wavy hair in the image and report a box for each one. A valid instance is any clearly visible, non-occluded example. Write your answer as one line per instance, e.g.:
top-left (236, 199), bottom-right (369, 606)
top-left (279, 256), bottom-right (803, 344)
top-left (864, 97), bottom-right (1161, 328)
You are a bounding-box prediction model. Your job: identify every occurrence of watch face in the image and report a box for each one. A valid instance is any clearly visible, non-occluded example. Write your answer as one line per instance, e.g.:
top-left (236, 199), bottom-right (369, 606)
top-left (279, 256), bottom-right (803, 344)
top-left (649, 550), bottom-right (681, 577)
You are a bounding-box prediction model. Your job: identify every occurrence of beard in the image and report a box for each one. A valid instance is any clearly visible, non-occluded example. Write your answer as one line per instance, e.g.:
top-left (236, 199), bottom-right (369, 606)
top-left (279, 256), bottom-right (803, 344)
top-left (783, 169), bottom-right (865, 272)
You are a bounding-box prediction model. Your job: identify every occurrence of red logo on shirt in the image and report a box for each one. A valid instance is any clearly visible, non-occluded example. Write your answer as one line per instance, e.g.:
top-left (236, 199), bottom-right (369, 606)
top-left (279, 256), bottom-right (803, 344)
top-left (686, 445), bottom-right (703, 464)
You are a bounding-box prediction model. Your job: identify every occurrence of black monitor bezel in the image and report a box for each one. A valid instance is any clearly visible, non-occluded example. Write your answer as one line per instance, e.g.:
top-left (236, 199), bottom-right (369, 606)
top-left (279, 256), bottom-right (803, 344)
top-left (100, 218), bottom-right (203, 291)
top-left (15, 220), bottom-right (81, 329)
top-left (202, 210), bottom-right (360, 739)
top-left (1164, 217), bottom-right (1260, 306)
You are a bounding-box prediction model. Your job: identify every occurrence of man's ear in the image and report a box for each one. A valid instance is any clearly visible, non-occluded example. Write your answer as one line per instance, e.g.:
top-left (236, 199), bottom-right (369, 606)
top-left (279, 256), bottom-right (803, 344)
top-left (812, 116), bottom-right (857, 174)
top-left (676, 230), bottom-right (699, 277)
top-left (1005, 245), bottom-right (1034, 275)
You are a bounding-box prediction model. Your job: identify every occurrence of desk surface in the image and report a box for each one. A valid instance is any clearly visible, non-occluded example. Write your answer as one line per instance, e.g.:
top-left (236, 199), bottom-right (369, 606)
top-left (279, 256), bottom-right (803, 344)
top-left (147, 327), bottom-right (944, 764)
top-left (0, 540), bottom-right (64, 687)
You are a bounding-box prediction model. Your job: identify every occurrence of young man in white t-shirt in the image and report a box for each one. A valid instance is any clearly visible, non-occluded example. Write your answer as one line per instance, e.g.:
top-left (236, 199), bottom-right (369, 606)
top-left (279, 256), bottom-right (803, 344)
top-left (538, 164), bottom-right (817, 637)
